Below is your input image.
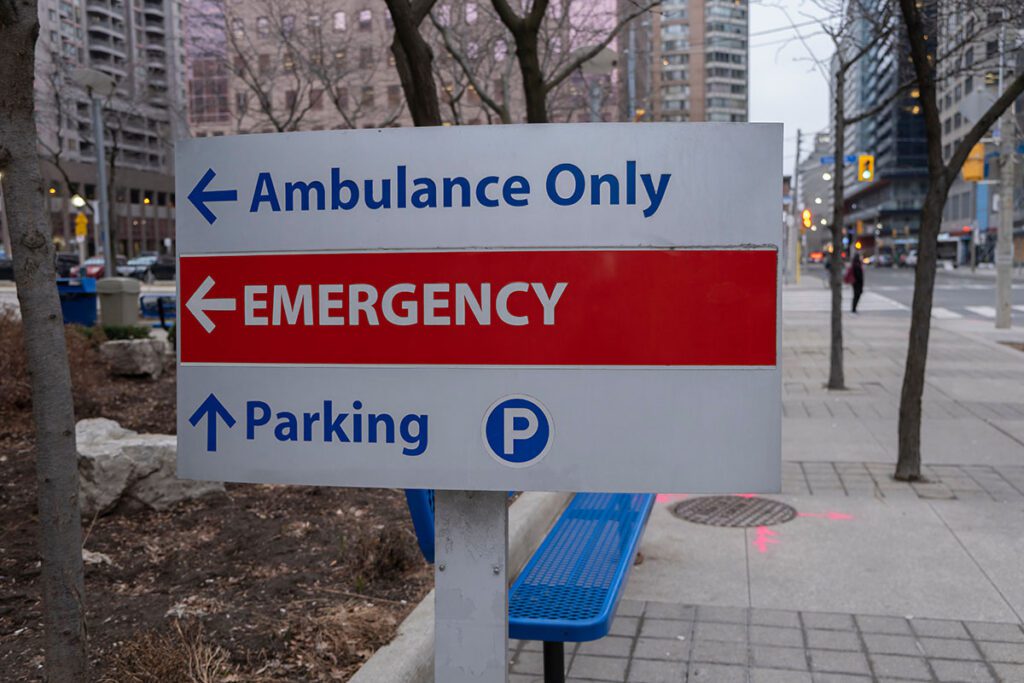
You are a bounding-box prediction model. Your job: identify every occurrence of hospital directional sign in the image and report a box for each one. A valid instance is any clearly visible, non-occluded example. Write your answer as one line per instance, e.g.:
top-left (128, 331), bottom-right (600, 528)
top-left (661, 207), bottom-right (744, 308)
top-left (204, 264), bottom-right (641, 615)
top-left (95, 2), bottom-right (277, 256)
top-left (175, 123), bottom-right (782, 493)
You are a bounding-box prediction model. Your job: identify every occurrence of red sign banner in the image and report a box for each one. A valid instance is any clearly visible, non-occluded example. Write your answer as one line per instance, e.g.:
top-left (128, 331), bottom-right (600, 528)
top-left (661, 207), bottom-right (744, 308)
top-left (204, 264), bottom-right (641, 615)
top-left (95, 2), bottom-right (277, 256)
top-left (179, 249), bottom-right (776, 366)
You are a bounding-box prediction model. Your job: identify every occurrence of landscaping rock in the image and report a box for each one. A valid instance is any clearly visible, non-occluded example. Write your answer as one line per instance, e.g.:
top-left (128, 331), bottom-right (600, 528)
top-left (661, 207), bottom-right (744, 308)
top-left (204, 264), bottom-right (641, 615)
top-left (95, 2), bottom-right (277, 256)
top-left (99, 338), bottom-right (167, 379)
top-left (77, 418), bottom-right (223, 516)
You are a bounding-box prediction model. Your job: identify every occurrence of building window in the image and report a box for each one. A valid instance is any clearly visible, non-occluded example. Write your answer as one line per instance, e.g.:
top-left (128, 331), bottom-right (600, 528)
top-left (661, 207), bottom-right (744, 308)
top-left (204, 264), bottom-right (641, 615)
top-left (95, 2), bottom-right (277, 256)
top-left (236, 91), bottom-right (248, 112)
top-left (388, 84), bottom-right (401, 108)
top-left (258, 53), bottom-right (270, 74)
top-left (311, 89), bottom-right (324, 110)
top-left (987, 41), bottom-right (998, 59)
top-left (257, 16), bottom-right (269, 35)
top-left (333, 11), bottom-right (347, 31)
top-left (965, 75), bottom-right (973, 94)
top-left (362, 85), bottom-right (375, 107)
top-left (308, 14), bottom-right (321, 29)
top-left (231, 18), bottom-right (243, 36)
top-left (283, 52), bottom-right (295, 72)
top-left (358, 9), bottom-right (372, 30)
top-left (282, 14), bottom-right (295, 35)
top-left (466, 2), bottom-right (478, 23)
top-left (285, 90), bottom-right (297, 109)
top-left (359, 46), bottom-right (373, 68)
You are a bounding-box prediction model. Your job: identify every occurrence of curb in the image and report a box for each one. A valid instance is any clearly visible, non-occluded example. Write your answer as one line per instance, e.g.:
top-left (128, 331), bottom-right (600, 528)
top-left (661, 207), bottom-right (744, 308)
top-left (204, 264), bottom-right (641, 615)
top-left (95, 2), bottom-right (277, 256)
top-left (350, 491), bottom-right (572, 683)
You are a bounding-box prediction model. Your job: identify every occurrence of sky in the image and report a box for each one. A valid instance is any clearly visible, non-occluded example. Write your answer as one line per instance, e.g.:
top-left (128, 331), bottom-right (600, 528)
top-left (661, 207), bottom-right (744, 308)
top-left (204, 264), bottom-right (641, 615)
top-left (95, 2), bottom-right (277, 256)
top-left (748, 0), bottom-right (837, 173)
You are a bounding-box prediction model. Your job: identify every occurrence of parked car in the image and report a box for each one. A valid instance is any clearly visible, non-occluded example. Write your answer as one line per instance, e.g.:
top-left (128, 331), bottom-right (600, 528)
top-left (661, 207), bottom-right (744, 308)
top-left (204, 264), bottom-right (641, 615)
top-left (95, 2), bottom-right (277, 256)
top-left (902, 250), bottom-right (918, 267)
top-left (873, 252), bottom-right (894, 267)
top-left (808, 251), bottom-right (825, 264)
top-left (0, 253), bottom-right (12, 281)
top-left (70, 255), bottom-right (128, 278)
top-left (54, 252), bottom-right (80, 278)
top-left (124, 254), bottom-right (175, 283)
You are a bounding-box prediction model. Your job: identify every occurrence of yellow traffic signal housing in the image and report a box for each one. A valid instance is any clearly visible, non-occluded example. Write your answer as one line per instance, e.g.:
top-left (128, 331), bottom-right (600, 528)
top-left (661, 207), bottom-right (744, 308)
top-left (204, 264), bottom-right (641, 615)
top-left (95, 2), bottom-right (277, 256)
top-left (857, 154), bottom-right (875, 182)
top-left (962, 143), bottom-right (985, 182)
top-left (801, 209), bottom-right (812, 228)
top-left (74, 212), bottom-right (88, 238)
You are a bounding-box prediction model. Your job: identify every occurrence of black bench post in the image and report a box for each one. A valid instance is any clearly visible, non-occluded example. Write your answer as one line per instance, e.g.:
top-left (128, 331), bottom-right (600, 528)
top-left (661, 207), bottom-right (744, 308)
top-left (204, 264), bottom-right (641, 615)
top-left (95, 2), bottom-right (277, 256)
top-left (543, 641), bottom-right (565, 683)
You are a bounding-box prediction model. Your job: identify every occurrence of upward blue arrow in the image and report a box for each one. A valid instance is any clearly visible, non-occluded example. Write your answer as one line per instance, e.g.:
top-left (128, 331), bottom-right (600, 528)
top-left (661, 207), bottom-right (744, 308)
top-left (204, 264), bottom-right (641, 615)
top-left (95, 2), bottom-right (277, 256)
top-left (188, 168), bottom-right (238, 225)
top-left (188, 393), bottom-right (236, 452)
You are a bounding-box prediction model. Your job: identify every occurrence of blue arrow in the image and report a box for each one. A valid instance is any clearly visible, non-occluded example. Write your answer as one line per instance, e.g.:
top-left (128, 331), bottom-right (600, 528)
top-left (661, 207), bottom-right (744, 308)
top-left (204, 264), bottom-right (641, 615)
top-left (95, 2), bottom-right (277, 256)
top-left (188, 393), bottom-right (236, 452)
top-left (188, 168), bottom-right (238, 225)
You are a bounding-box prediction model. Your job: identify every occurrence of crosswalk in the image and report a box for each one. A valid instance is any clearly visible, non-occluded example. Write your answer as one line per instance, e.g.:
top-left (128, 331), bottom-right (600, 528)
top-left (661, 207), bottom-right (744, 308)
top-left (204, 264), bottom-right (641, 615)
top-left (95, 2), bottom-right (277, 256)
top-left (784, 291), bottom-right (1024, 321)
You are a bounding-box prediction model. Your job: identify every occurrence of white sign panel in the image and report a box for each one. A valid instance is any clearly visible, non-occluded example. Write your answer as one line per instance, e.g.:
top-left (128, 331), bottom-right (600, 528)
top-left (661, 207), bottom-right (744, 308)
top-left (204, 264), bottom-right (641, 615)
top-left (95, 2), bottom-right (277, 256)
top-left (176, 123), bottom-right (782, 493)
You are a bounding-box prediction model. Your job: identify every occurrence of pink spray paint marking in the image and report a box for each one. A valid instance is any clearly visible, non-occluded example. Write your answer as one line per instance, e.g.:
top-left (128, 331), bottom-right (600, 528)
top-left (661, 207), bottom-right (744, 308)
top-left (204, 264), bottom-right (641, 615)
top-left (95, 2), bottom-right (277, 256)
top-left (798, 511), bottom-right (854, 521)
top-left (753, 526), bottom-right (779, 554)
top-left (656, 493), bottom-right (689, 504)
top-left (734, 493), bottom-right (758, 499)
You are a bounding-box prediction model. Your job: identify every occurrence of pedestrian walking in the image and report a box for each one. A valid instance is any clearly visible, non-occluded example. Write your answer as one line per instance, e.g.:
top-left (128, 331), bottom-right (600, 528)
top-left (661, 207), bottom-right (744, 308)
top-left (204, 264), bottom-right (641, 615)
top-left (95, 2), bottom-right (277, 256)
top-left (845, 254), bottom-right (865, 313)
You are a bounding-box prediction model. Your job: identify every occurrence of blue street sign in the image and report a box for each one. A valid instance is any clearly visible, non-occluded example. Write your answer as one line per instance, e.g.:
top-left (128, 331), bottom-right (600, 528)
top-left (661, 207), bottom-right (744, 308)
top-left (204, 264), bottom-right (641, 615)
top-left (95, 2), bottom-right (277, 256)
top-left (820, 155), bottom-right (834, 164)
top-left (188, 393), bottom-right (236, 452)
top-left (819, 155), bottom-right (859, 165)
top-left (188, 168), bottom-right (238, 225)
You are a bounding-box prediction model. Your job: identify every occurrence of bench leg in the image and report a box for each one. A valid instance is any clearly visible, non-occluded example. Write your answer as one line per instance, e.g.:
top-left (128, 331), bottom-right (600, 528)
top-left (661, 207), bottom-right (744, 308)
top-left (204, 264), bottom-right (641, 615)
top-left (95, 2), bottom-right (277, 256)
top-left (543, 641), bottom-right (565, 683)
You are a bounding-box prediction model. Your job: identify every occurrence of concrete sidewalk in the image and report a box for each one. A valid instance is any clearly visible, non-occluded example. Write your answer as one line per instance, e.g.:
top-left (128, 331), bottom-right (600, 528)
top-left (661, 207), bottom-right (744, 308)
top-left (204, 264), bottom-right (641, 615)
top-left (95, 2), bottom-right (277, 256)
top-left (515, 284), bottom-right (1024, 682)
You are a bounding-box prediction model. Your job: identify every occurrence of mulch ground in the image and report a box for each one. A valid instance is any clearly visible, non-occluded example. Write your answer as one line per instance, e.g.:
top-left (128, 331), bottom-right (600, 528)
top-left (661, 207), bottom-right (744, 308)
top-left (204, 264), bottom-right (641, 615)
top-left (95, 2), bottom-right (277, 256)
top-left (0, 314), bottom-right (432, 681)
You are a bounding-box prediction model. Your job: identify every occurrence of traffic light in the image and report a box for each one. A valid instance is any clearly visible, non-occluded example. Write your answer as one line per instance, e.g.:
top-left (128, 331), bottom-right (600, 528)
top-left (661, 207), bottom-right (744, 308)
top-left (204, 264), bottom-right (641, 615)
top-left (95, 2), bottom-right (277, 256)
top-left (857, 154), bottom-right (875, 182)
top-left (962, 143), bottom-right (985, 182)
top-left (802, 209), bottom-right (812, 228)
top-left (74, 212), bottom-right (88, 239)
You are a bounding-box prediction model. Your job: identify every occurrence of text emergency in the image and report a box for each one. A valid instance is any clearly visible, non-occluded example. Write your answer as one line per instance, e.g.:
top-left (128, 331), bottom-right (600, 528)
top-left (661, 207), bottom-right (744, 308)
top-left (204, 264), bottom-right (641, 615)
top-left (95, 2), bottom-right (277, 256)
top-left (242, 281), bottom-right (568, 328)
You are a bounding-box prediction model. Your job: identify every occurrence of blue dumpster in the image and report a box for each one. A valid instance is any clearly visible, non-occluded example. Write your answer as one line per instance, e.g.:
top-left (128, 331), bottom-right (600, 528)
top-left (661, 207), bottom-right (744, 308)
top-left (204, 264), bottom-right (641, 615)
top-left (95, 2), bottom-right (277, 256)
top-left (56, 277), bottom-right (98, 326)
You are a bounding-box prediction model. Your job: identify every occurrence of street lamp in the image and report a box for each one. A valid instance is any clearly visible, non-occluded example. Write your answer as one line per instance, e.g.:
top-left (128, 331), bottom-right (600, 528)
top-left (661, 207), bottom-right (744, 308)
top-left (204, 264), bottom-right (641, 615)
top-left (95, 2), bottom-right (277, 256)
top-left (71, 67), bottom-right (116, 279)
top-left (70, 194), bottom-right (86, 209)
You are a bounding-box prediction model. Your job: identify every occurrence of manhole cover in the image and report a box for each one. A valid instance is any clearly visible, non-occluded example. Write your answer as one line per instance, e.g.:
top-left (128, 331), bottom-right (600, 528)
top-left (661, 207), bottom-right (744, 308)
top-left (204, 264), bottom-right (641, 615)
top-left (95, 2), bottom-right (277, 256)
top-left (671, 496), bottom-right (797, 527)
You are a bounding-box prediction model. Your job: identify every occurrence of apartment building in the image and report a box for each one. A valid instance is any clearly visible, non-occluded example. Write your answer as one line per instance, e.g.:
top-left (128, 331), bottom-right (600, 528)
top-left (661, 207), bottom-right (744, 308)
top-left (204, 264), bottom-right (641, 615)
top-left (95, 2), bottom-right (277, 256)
top-left (618, 0), bottom-right (748, 122)
top-left (36, 0), bottom-right (186, 257)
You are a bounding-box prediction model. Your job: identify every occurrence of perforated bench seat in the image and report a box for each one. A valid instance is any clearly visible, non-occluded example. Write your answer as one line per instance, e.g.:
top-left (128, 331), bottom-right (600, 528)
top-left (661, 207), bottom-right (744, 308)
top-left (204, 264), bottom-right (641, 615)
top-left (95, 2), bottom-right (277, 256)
top-left (509, 492), bottom-right (655, 642)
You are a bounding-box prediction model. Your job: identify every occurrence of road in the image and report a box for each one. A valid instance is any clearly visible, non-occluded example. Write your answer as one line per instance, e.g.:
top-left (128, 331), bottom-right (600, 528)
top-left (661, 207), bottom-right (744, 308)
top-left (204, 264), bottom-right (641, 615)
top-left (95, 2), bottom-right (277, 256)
top-left (796, 263), bottom-right (1024, 321)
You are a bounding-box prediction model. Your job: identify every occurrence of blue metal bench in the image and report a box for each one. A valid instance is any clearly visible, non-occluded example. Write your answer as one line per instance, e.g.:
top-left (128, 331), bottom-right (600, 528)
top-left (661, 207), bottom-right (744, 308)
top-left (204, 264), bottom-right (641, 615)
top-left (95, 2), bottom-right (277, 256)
top-left (404, 489), bottom-right (655, 683)
top-left (139, 293), bottom-right (176, 329)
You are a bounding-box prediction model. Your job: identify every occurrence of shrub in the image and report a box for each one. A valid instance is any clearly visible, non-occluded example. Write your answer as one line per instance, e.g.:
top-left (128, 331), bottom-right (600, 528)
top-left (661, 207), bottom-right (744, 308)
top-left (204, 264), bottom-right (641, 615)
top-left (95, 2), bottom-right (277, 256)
top-left (102, 325), bottom-right (151, 341)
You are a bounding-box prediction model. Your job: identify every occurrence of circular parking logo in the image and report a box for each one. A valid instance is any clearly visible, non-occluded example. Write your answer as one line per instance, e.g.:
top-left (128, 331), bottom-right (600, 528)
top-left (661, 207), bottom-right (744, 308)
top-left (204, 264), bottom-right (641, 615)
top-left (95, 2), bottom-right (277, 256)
top-left (482, 395), bottom-right (553, 467)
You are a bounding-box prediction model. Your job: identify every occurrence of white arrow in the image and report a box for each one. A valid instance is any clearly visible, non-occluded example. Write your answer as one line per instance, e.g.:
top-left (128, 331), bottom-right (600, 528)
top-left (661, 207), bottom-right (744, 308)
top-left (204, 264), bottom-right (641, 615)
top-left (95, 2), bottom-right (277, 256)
top-left (186, 275), bottom-right (236, 333)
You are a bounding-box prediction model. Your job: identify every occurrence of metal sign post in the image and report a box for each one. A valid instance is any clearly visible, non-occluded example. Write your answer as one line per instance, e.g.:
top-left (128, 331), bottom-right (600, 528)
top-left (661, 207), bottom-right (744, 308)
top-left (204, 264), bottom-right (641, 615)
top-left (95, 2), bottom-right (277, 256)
top-left (434, 490), bottom-right (509, 682)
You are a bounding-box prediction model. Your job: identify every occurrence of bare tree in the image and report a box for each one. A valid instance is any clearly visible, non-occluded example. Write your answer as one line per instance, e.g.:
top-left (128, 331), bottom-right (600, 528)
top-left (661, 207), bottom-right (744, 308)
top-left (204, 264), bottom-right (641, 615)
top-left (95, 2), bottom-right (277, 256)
top-left (894, 0), bottom-right (1024, 480)
top-left (386, 0), bottom-right (443, 126)
top-left (817, 0), bottom-right (900, 390)
top-left (0, 1), bottom-right (87, 681)
top-left (490, 0), bottom-right (659, 123)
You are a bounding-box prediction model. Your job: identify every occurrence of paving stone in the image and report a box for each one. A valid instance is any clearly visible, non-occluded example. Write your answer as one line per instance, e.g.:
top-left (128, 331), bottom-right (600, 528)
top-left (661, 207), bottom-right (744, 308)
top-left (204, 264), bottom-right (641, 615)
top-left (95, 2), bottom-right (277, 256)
top-left (625, 658), bottom-right (685, 683)
top-left (992, 662), bottom-right (1024, 681)
top-left (929, 658), bottom-right (997, 682)
top-left (632, 637), bottom-right (689, 661)
top-left (749, 625), bottom-right (804, 648)
top-left (691, 639), bottom-right (748, 665)
top-left (610, 616), bottom-right (640, 637)
top-left (750, 645), bottom-right (809, 671)
top-left (750, 668), bottom-right (813, 683)
top-left (976, 640), bottom-right (1024, 663)
top-left (510, 674), bottom-right (542, 683)
top-left (810, 674), bottom-right (872, 683)
top-left (697, 605), bottom-right (750, 624)
top-left (861, 633), bottom-right (922, 656)
top-left (688, 663), bottom-right (748, 682)
top-left (617, 600), bottom-right (646, 617)
top-left (750, 609), bottom-right (801, 628)
top-left (868, 654), bottom-right (931, 680)
top-left (643, 602), bottom-right (695, 620)
top-left (910, 618), bottom-right (971, 639)
top-left (576, 636), bottom-right (633, 658)
top-left (854, 615), bottom-right (912, 635)
top-left (806, 629), bottom-right (861, 651)
top-left (808, 650), bottom-right (871, 675)
top-left (965, 622), bottom-right (1024, 643)
top-left (694, 621), bottom-right (748, 644)
top-left (568, 654), bottom-right (628, 681)
top-left (639, 618), bottom-right (689, 639)
top-left (917, 636), bottom-right (981, 659)
top-left (802, 612), bottom-right (857, 631)
top-left (510, 650), bottom-right (545, 675)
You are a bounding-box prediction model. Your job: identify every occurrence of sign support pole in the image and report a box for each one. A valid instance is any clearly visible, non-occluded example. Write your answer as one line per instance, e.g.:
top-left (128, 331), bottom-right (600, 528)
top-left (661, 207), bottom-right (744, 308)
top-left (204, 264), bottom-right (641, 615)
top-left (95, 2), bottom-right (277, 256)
top-left (434, 490), bottom-right (509, 683)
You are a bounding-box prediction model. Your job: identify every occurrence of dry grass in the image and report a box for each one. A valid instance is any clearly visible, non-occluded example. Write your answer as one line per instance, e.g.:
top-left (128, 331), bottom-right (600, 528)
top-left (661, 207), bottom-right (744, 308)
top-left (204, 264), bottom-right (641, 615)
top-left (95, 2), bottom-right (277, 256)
top-left (99, 621), bottom-right (233, 683)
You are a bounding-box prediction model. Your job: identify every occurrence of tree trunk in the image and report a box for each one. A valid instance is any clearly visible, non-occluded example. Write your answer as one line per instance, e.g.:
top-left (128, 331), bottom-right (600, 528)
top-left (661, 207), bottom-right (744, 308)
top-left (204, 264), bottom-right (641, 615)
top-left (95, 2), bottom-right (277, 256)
top-left (896, 185), bottom-right (945, 480)
top-left (0, 0), bottom-right (88, 679)
top-left (385, 0), bottom-right (442, 127)
top-left (828, 69), bottom-right (846, 390)
top-left (514, 27), bottom-right (548, 124)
